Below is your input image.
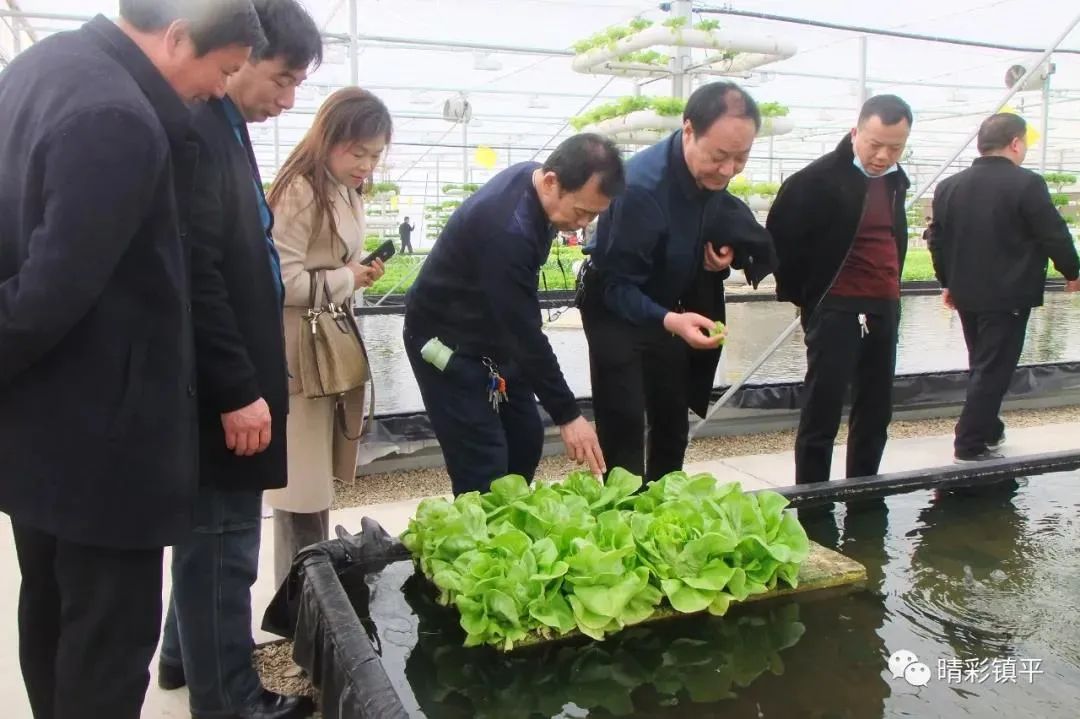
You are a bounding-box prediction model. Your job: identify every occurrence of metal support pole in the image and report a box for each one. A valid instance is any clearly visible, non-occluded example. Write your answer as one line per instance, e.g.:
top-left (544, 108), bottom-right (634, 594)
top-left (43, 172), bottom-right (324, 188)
top-left (462, 123), bottom-right (469, 185)
top-left (348, 0), bottom-right (359, 85)
top-left (768, 135), bottom-right (775, 183)
top-left (672, 0), bottom-right (692, 100)
top-left (690, 11), bottom-right (1080, 439)
top-left (1040, 65), bottom-right (1052, 172)
top-left (857, 36), bottom-right (868, 106)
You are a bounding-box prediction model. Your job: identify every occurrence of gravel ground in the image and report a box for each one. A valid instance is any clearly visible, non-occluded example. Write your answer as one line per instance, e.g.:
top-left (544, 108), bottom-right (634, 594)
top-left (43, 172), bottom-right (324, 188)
top-left (333, 406), bottom-right (1080, 510)
top-left (255, 642), bottom-right (315, 706)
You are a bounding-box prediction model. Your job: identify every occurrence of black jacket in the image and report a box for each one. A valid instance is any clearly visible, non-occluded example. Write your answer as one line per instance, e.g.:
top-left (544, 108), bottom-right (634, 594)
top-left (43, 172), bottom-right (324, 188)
top-left (682, 191), bottom-right (777, 417)
top-left (0, 16), bottom-right (199, 549)
top-left (930, 155), bottom-right (1079, 311)
top-left (189, 99), bottom-right (289, 491)
top-left (768, 135), bottom-right (910, 316)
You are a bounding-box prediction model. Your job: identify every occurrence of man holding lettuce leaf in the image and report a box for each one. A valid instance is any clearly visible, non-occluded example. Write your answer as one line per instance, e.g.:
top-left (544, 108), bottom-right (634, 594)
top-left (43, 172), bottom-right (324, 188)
top-left (404, 133), bottom-right (626, 495)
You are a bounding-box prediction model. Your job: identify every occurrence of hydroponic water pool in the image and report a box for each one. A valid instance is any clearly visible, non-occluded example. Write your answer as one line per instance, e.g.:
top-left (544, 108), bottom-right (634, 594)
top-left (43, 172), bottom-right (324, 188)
top-left (359, 292), bottom-right (1080, 415)
top-left (343, 471), bottom-right (1080, 718)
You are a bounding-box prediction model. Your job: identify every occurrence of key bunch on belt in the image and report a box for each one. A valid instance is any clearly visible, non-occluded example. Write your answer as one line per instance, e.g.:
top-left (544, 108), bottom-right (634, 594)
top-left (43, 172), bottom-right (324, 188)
top-left (483, 357), bottom-right (508, 412)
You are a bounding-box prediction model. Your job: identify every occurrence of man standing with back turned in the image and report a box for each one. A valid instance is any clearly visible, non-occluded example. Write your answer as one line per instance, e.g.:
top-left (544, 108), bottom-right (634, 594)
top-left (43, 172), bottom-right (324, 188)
top-left (769, 95), bottom-right (914, 485)
top-left (930, 112), bottom-right (1080, 463)
top-left (0, 2), bottom-right (263, 717)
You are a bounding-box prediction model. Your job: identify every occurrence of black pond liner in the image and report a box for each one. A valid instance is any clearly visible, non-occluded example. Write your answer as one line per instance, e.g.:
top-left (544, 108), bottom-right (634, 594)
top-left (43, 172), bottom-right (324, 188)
top-left (262, 450), bottom-right (1080, 719)
top-left (364, 361), bottom-right (1080, 446)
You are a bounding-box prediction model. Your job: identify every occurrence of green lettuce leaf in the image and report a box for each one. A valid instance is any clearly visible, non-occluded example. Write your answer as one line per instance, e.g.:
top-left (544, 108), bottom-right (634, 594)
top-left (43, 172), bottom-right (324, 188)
top-left (403, 469), bottom-right (813, 649)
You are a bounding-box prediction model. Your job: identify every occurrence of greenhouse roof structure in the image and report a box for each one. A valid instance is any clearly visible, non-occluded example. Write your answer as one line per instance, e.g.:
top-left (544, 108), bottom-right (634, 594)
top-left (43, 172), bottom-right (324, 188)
top-left (3, 0), bottom-right (1079, 215)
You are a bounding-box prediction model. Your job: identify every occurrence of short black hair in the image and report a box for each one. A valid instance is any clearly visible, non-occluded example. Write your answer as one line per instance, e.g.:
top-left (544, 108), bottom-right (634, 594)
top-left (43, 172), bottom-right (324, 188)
top-left (544, 133), bottom-right (625, 197)
top-left (858, 94), bottom-right (913, 127)
top-left (120, 0), bottom-right (266, 57)
top-left (977, 113), bottom-right (1026, 154)
top-left (250, 0), bottom-right (323, 71)
top-left (684, 81), bottom-right (761, 134)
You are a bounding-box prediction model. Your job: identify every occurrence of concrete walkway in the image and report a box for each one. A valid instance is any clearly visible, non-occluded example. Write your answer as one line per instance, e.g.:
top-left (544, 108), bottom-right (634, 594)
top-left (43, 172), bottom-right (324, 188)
top-left (0, 422), bottom-right (1076, 717)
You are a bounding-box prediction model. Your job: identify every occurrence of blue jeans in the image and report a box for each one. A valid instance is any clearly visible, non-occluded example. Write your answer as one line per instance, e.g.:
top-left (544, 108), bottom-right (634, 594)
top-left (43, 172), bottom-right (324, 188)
top-left (403, 325), bottom-right (544, 495)
top-left (161, 486), bottom-right (263, 716)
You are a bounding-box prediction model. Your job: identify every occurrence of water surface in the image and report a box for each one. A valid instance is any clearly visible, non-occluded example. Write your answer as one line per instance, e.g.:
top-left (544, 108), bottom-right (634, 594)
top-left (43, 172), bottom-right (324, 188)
top-left (349, 471), bottom-right (1080, 718)
top-left (359, 293), bottom-right (1080, 415)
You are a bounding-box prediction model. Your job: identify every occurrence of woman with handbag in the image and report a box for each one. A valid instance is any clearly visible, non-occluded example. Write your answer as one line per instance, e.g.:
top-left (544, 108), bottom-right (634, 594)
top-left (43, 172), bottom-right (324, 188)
top-left (266, 87), bottom-right (393, 584)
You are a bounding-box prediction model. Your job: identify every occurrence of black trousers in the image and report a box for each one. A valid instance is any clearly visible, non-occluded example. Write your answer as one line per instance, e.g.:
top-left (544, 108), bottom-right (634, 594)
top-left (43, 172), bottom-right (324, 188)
top-left (404, 325), bottom-right (544, 495)
top-left (795, 308), bottom-right (898, 485)
top-left (582, 301), bottom-right (690, 483)
top-left (400, 237), bottom-right (413, 254)
top-left (954, 309), bottom-right (1029, 458)
top-left (12, 522), bottom-right (164, 719)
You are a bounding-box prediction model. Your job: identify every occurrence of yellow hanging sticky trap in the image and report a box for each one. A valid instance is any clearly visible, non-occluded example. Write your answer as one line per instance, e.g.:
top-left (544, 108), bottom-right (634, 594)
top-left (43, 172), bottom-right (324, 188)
top-left (475, 145), bottom-right (497, 169)
top-left (1025, 125), bottom-right (1041, 147)
top-left (390, 195), bottom-right (399, 210)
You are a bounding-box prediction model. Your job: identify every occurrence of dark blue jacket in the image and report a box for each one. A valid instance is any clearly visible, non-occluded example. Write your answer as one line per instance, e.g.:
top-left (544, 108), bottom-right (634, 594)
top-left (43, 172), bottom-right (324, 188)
top-left (0, 16), bottom-right (199, 548)
top-left (405, 162), bottom-right (580, 426)
top-left (588, 131), bottom-right (717, 326)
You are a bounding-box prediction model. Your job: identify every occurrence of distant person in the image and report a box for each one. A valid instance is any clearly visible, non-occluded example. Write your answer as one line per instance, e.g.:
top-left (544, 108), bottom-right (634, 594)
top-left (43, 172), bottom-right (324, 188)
top-left (399, 215), bottom-right (415, 254)
top-left (0, 2), bottom-right (263, 718)
top-left (265, 88), bottom-right (390, 586)
top-left (769, 95), bottom-right (914, 485)
top-left (922, 216), bottom-right (933, 245)
top-left (930, 113), bottom-right (1080, 462)
top-left (155, 2), bottom-right (322, 718)
top-left (404, 134), bottom-right (624, 495)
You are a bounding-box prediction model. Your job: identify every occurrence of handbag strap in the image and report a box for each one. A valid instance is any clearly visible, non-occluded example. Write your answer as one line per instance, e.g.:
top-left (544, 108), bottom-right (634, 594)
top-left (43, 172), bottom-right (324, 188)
top-left (308, 269), bottom-right (339, 310)
top-left (335, 325), bottom-right (376, 442)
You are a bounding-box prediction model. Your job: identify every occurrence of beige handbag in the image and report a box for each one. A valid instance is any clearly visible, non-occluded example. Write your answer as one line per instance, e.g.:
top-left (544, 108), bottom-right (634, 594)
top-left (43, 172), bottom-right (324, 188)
top-left (298, 270), bottom-right (374, 439)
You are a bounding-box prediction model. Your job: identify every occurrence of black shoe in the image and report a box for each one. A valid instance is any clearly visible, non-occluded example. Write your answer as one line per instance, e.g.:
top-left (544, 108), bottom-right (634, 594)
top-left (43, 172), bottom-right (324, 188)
top-left (192, 690), bottom-right (316, 719)
top-left (987, 431), bottom-right (1006, 452)
top-left (954, 449), bottom-right (1004, 464)
top-left (158, 659), bottom-right (186, 690)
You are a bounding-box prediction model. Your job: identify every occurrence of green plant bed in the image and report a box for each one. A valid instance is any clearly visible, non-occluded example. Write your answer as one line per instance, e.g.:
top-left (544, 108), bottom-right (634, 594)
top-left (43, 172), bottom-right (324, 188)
top-left (571, 97), bottom-right (788, 131)
top-left (360, 247), bottom-right (1016, 295)
top-left (401, 470), bottom-right (821, 651)
top-left (367, 254), bottom-right (426, 295)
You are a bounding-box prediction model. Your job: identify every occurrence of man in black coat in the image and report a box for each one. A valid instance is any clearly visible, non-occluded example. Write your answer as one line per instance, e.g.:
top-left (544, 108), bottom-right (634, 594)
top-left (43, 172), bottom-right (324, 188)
top-left (768, 95), bottom-right (913, 485)
top-left (399, 216), bottom-right (416, 254)
top-left (0, 3), bottom-right (263, 718)
top-left (930, 113), bottom-right (1080, 462)
top-left (154, 2), bottom-right (322, 718)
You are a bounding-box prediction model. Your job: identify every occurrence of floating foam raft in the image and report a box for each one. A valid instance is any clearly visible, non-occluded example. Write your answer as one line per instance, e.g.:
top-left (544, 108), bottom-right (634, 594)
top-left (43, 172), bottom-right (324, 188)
top-left (499, 541), bottom-right (867, 651)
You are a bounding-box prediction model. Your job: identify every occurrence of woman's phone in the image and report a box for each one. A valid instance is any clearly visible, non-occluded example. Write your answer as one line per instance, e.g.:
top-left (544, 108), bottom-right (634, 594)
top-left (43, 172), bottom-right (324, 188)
top-left (360, 240), bottom-right (396, 266)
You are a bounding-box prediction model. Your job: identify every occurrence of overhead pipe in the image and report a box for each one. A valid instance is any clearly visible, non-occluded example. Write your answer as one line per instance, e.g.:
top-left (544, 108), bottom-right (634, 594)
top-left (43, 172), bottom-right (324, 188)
top-left (690, 5), bottom-right (1080, 56)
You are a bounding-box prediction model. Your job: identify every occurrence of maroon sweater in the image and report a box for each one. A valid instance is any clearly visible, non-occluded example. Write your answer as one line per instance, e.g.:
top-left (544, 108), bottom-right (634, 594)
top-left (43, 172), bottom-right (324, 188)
top-left (828, 176), bottom-right (900, 301)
